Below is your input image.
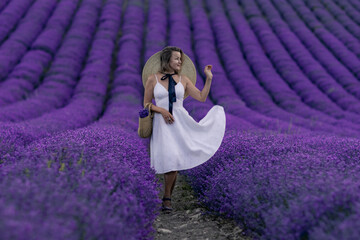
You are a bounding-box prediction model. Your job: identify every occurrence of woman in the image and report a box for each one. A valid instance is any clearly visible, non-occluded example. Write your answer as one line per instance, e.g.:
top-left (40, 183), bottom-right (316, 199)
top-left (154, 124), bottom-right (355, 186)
top-left (142, 46), bottom-right (226, 212)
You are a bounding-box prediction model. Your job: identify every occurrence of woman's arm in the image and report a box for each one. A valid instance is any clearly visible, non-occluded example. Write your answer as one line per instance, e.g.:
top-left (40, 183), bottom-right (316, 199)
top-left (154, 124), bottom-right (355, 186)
top-left (184, 65), bottom-right (213, 102)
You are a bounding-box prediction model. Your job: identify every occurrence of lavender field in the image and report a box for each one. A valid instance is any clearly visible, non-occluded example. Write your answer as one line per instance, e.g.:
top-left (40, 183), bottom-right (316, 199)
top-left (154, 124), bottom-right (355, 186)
top-left (0, 0), bottom-right (360, 239)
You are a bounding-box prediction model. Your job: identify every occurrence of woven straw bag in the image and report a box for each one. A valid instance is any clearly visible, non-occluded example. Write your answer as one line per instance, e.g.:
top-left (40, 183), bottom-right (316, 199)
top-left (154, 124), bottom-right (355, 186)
top-left (138, 102), bottom-right (154, 138)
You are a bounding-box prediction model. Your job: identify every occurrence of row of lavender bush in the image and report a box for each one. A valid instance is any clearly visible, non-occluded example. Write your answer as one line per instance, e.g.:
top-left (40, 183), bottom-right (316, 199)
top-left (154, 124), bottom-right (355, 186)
top-left (14, 0), bottom-right (122, 138)
top-left (287, 0), bottom-right (360, 79)
top-left (252, 0), bottom-right (360, 120)
top-left (0, 0), bottom-right (101, 122)
top-left (348, 0), bottom-right (360, 12)
top-left (0, 0), bottom-right (34, 44)
top-left (0, 125), bottom-right (159, 239)
top-left (208, 0), bottom-right (360, 136)
top-left (0, 0), bottom-right (80, 107)
top-left (4, 0), bottom-right (353, 133)
top-left (0, 0), bottom-right (161, 238)
top-left (238, 0), bottom-right (360, 123)
top-left (271, 0), bottom-right (360, 98)
top-left (188, 0), bottom-right (360, 137)
top-left (187, 0), bottom-right (308, 134)
top-left (0, 0), bottom-right (57, 81)
top-left (303, 0), bottom-right (360, 55)
top-left (0, 0), bottom-right (105, 155)
top-left (184, 130), bottom-right (360, 239)
top-left (182, 0), bottom-right (360, 239)
top-left (333, 0), bottom-right (360, 25)
top-left (319, 0), bottom-right (360, 40)
top-left (0, 0), bottom-right (11, 13)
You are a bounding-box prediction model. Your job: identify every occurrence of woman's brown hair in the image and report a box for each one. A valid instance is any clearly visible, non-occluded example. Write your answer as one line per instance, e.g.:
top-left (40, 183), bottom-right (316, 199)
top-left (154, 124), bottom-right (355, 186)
top-left (159, 46), bottom-right (185, 74)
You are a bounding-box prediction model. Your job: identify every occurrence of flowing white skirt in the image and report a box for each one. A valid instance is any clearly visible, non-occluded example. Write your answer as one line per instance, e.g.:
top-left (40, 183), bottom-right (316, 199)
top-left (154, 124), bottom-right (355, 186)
top-left (150, 105), bottom-right (226, 174)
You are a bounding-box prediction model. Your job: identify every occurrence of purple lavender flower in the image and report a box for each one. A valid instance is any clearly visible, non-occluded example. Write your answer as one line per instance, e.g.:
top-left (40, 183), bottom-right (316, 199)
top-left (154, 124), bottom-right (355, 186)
top-left (139, 108), bottom-right (149, 118)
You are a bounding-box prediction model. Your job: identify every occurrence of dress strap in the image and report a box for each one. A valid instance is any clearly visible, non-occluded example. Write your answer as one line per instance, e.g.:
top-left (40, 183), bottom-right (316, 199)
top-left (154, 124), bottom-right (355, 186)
top-left (179, 75), bottom-right (182, 82)
top-left (154, 74), bottom-right (159, 83)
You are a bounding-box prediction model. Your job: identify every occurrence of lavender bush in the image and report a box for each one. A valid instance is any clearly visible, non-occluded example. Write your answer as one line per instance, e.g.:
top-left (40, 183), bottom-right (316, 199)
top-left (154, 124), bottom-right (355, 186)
top-left (332, 0), bottom-right (360, 25)
top-left (0, 125), bottom-right (160, 239)
top-left (184, 130), bottom-right (360, 239)
top-left (0, 0), bottom-right (34, 44)
top-left (0, 0), bottom-right (80, 106)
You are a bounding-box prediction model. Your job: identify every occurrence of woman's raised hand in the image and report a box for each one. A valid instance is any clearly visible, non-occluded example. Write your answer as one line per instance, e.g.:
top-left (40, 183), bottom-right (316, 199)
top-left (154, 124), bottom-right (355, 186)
top-left (161, 109), bottom-right (175, 124)
top-left (204, 65), bottom-right (213, 80)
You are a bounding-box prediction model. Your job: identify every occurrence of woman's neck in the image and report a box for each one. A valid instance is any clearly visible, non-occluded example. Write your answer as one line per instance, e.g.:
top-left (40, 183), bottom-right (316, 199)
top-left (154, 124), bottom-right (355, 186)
top-left (162, 70), bottom-right (175, 74)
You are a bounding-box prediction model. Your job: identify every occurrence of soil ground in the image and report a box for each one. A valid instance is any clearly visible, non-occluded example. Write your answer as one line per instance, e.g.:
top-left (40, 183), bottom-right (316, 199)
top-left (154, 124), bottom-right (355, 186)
top-left (151, 173), bottom-right (252, 240)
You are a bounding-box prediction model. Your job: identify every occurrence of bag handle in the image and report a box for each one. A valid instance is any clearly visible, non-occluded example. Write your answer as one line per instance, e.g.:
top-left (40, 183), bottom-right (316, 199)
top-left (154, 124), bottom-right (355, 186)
top-left (144, 102), bottom-right (154, 118)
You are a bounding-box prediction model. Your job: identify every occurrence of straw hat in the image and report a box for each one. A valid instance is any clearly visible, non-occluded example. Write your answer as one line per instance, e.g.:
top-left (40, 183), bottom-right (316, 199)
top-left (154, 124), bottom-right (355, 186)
top-left (142, 50), bottom-right (197, 99)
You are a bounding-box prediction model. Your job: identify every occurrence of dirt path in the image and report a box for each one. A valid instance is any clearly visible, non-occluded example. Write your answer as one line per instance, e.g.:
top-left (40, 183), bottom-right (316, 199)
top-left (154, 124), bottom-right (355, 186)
top-left (152, 174), bottom-right (252, 240)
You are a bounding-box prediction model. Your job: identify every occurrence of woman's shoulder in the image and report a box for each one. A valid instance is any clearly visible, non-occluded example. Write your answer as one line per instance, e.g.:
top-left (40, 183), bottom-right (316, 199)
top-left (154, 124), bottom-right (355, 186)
top-left (180, 74), bottom-right (191, 83)
top-left (146, 74), bottom-right (157, 87)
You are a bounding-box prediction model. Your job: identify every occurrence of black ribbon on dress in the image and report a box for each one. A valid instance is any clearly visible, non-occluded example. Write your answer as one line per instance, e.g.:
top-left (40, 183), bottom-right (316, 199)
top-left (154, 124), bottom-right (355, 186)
top-left (161, 73), bottom-right (177, 115)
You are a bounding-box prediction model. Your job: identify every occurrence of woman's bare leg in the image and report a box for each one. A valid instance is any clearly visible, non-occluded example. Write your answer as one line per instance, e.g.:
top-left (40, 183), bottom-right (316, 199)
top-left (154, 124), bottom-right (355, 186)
top-left (163, 171), bottom-right (177, 207)
top-left (170, 171), bottom-right (178, 195)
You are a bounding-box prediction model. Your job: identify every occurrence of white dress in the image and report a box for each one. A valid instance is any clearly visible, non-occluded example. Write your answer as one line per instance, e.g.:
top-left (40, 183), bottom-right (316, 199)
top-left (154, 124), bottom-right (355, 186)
top-left (150, 74), bottom-right (226, 174)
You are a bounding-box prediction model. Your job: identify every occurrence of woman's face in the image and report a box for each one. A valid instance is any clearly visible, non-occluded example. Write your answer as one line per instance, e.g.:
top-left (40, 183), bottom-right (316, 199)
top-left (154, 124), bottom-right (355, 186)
top-left (168, 51), bottom-right (182, 72)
